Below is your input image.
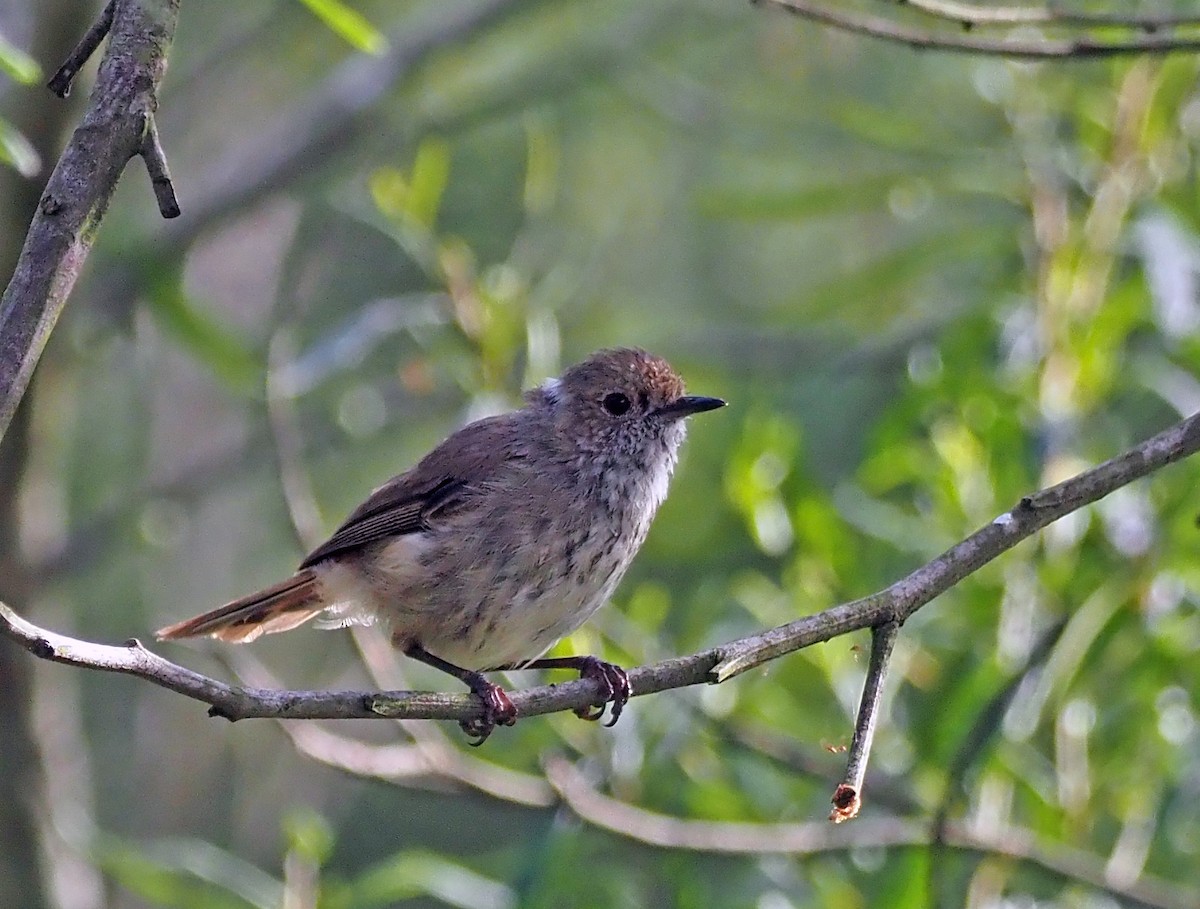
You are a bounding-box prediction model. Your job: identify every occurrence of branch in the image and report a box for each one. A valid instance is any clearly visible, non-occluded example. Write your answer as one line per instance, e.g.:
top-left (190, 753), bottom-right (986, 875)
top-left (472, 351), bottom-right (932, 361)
top-left (830, 620), bottom-right (899, 823)
top-left (543, 758), bottom-right (1198, 909)
top-left (758, 0), bottom-right (1200, 59)
top-left (900, 0), bottom-right (1200, 32)
top-left (0, 0), bottom-right (180, 443)
top-left (1, 408), bottom-right (1198, 727)
top-left (0, 600), bottom-right (712, 723)
top-left (45, 0), bottom-right (116, 98)
top-left (711, 408), bottom-right (1200, 680)
top-left (138, 113), bottom-right (180, 219)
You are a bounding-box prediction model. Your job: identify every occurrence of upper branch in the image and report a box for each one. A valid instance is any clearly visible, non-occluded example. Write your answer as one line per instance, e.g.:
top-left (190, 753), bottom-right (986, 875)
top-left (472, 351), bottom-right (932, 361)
top-left (0, 0), bottom-right (181, 443)
top-left (2, 408), bottom-right (1199, 726)
top-left (759, 0), bottom-right (1200, 59)
top-left (46, 0), bottom-right (116, 98)
top-left (901, 0), bottom-right (1200, 32)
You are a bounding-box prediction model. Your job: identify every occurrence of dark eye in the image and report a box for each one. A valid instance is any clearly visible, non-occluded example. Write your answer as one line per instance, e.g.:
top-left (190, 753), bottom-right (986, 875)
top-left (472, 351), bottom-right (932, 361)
top-left (602, 392), bottom-right (631, 416)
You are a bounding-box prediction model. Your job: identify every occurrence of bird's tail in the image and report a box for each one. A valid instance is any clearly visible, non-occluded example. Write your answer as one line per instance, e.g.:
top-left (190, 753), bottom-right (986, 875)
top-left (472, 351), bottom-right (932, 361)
top-left (155, 568), bottom-right (324, 643)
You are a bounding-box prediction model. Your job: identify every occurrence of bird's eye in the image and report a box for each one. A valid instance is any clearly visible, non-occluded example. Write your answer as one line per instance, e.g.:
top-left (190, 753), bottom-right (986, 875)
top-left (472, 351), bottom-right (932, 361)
top-left (602, 392), bottom-right (632, 416)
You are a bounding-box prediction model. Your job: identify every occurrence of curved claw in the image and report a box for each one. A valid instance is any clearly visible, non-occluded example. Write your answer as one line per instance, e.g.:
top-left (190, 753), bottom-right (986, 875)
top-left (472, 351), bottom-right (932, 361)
top-left (459, 678), bottom-right (517, 746)
top-left (572, 656), bottom-right (632, 726)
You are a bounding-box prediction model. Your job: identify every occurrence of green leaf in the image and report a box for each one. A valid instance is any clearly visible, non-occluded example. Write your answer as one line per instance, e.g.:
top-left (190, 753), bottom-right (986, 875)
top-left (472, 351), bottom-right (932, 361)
top-left (294, 0), bottom-right (387, 55)
top-left (0, 33), bottom-right (41, 84)
top-left (0, 118), bottom-right (40, 177)
top-left (406, 138), bottom-right (451, 230)
top-left (282, 805), bottom-right (334, 866)
top-left (369, 138), bottom-right (451, 231)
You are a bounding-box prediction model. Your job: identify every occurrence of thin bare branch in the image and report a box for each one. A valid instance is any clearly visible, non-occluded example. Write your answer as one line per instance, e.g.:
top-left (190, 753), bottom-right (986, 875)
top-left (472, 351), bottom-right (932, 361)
top-left (138, 113), bottom-right (180, 219)
top-left (543, 758), bottom-right (1198, 909)
top-left (900, 0), bottom-right (1200, 32)
top-left (830, 620), bottom-right (899, 823)
top-left (46, 0), bottom-right (116, 98)
top-left (0, 0), bottom-right (180, 443)
top-left (0, 599), bottom-right (712, 722)
top-left (759, 0), bottom-right (1200, 59)
top-left (712, 409), bottom-right (1200, 680)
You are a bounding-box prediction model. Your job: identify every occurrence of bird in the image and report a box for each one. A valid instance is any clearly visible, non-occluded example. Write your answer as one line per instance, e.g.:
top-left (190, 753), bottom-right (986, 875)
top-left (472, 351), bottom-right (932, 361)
top-left (156, 348), bottom-right (725, 742)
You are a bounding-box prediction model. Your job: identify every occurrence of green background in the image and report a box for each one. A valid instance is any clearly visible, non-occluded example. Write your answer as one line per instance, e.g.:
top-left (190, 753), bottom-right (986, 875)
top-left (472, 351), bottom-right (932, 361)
top-left (2, 1), bottom-right (1199, 907)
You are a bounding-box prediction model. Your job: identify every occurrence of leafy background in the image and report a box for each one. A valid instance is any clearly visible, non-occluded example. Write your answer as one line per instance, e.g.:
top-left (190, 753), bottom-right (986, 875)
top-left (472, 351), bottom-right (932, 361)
top-left (1, 1), bottom-right (1199, 907)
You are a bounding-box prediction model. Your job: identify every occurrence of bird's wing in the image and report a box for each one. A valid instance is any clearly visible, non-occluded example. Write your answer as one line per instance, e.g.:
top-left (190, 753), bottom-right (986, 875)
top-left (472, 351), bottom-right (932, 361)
top-left (298, 415), bottom-right (524, 567)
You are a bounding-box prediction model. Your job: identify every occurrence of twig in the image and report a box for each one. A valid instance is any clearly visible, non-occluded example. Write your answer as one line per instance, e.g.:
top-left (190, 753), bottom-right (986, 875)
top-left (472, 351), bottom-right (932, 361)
top-left (0, 0), bottom-right (180, 443)
top-left (759, 0), bottom-right (1200, 59)
top-left (46, 0), bottom-right (116, 98)
top-left (899, 0), bottom-right (1200, 32)
top-left (830, 620), bottom-right (899, 823)
top-left (3, 409), bottom-right (1200, 730)
top-left (543, 757), bottom-right (1198, 909)
top-left (138, 113), bottom-right (180, 219)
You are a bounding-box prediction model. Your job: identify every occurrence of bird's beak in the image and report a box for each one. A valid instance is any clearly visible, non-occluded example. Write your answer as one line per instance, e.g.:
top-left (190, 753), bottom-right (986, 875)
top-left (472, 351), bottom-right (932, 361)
top-left (655, 395), bottom-right (727, 420)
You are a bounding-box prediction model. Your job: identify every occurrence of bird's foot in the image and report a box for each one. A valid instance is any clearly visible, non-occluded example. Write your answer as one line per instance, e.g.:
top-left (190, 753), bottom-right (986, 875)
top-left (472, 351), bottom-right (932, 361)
top-left (459, 675), bottom-right (517, 746)
top-left (572, 656), bottom-right (632, 727)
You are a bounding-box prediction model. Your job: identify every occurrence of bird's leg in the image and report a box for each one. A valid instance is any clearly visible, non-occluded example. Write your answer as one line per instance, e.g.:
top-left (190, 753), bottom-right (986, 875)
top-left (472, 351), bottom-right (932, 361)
top-left (496, 655), bottom-right (631, 727)
top-left (403, 643), bottom-right (516, 745)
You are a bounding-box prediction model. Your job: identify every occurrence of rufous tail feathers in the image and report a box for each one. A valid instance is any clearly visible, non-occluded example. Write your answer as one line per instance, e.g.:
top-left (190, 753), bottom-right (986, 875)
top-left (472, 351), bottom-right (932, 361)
top-left (155, 569), bottom-right (324, 643)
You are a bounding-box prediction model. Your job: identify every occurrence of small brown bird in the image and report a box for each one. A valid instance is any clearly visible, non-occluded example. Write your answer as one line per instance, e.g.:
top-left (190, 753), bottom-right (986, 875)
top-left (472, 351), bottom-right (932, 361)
top-left (157, 348), bottom-right (724, 742)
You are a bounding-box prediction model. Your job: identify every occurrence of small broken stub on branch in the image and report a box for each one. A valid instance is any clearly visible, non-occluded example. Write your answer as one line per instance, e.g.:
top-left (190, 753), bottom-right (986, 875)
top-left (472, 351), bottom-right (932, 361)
top-left (830, 783), bottom-right (860, 823)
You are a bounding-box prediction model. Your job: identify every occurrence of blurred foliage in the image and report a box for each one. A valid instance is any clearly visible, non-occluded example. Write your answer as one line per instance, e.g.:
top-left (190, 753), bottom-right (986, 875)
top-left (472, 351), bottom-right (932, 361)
top-left (0, 29), bottom-right (41, 176)
top-left (293, 0), bottom-right (387, 56)
top-left (3, 1), bottom-right (1200, 908)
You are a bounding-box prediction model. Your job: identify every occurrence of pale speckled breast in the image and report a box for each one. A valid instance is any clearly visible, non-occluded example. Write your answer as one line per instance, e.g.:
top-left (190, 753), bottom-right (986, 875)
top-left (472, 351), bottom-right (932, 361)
top-left (314, 450), bottom-right (672, 669)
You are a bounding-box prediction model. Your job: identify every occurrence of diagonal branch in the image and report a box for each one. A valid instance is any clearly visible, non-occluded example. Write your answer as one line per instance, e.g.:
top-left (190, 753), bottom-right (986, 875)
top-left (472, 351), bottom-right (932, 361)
top-left (711, 408), bottom-right (1200, 680)
top-left (0, 0), bottom-right (180, 443)
top-left (1, 409), bottom-right (1199, 732)
top-left (899, 0), bottom-right (1200, 32)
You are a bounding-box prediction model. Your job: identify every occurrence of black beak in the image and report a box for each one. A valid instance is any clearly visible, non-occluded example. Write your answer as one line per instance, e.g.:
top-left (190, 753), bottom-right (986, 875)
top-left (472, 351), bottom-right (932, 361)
top-left (655, 395), bottom-right (727, 420)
